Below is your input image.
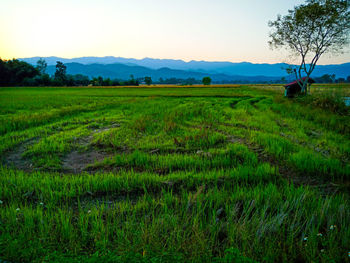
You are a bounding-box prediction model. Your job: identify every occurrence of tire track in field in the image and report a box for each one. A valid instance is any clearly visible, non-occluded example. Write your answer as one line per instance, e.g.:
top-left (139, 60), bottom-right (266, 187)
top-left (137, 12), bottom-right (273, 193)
top-left (213, 125), bottom-right (343, 195)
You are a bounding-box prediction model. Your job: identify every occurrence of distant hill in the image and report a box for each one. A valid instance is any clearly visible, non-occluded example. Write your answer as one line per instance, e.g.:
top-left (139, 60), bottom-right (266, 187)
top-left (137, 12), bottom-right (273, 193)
top-left (20, 56), bottom-right (350, 79)
top-left (45, 63), bottom-right (281, 83)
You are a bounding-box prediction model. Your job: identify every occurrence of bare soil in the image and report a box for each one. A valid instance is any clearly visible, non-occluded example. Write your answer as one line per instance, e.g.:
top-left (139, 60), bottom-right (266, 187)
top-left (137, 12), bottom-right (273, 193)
top-left (1, 137), bottom-right (38, 172)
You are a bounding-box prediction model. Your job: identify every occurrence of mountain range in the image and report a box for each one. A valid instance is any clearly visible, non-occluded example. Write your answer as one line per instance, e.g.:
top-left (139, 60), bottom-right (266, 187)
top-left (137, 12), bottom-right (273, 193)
top-left (42, 63), bottom-right (282, 83)
top-left (19, 56), bottom-right (350, 82)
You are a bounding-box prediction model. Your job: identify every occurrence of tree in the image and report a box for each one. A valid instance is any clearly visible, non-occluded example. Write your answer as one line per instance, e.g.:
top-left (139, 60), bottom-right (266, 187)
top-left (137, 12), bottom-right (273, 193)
top-left (97, 76), bottom-right (103, 86)
top-left (4, 59), bottom-right (39, 86)
top-left (202, 77), bottom-right (212, 85)
top-left (39, 73), bottom-right (51, 86)
top-left (0, 59), bottom-right (40, 86)
top-left (102, 77), bottom-right (112, 86)
top-left (330, 74), bottom-right (336, 83)
top-left (269, 0), bottom-right (350, 94)
top-left (54, 61), bottom-right (67, 85)
top-left (90, 76), bottom-right (102, 86)
top-left (144, 76), bottom-right (152, 85)
top-left (315, 74), bottom-right (333, 83)
top-left (72, 74), bottom-right (90, 86)
top-left (126, 75), bottom-right (139, 86)
top-left (35, 58), bottom-right (51, 86)
top-left (183, 78), bottom-right (197, 85)
top-left (0, 59), bottom-right (10, 86)
top-left (36, 58), bottom-right (47, 75)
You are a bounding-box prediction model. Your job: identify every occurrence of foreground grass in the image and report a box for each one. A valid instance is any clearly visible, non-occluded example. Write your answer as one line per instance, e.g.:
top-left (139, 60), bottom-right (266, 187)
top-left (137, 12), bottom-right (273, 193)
top-left (0, 85), bottom-right (349, 262)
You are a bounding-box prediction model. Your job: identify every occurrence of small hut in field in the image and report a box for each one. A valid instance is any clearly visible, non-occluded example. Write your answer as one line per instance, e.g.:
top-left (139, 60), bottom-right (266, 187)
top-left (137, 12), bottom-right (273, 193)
top-left (284, 77), bottom-right (315, 97)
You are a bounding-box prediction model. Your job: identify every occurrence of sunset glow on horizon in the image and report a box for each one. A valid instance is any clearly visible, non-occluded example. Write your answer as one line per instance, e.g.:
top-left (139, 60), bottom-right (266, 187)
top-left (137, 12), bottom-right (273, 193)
top-left (1, 0), bottom-right (349, 64)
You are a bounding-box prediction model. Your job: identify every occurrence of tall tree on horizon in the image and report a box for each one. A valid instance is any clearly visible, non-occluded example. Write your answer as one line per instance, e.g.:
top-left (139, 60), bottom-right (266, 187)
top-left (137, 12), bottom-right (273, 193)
top-left (36, 58), bottom-right (47, 75)
top-left (268, 0), bottom-right (350, 94)
top-left (54, 61), bottom-right (67, 85)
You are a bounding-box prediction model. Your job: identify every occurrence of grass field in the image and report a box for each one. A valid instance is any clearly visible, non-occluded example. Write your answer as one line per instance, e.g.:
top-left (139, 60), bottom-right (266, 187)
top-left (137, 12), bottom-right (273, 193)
top-left (0, 84), bottom-right (349, 262)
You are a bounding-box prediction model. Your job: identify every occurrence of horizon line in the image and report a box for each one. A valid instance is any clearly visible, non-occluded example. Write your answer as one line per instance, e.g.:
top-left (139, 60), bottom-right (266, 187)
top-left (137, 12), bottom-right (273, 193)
top-left (9, 55), bottom-right (350, 66)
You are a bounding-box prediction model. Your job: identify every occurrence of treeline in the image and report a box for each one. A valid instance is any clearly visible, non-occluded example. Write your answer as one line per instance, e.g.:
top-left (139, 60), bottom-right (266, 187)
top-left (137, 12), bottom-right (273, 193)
top-left (0, 59), bottom-right (139, 87)
top-left (156, 77), bottom-right (200, 85)
top-left (0, 58), bottom-right (210, 86)
top-left (1, 58), bottom-right (350, 86)
top-left (313, 74), bottom-right (350, 84)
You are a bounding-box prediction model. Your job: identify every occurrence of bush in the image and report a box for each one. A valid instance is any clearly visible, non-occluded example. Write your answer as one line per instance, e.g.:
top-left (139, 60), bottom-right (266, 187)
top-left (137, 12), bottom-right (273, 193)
top-left (297, 90), bottom-right (349, 115)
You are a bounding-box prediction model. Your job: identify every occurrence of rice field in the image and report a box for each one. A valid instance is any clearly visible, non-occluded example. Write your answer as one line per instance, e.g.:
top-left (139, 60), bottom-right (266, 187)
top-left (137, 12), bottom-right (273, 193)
top-left (0, 84), bottom-right (349, 262)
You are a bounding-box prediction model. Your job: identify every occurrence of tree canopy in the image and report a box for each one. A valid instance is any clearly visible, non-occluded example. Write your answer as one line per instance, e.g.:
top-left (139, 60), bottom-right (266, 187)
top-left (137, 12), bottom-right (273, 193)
top-left (0, 59), bottom-right (39, 86)
top-left (202, 77), bottom-right (212, 85)
top-left (54, 61), bottom-right (67, 85)
top-left (36, 58), bottom-right (47, 75)
top-left (144, 76), bottom-right (152, 85)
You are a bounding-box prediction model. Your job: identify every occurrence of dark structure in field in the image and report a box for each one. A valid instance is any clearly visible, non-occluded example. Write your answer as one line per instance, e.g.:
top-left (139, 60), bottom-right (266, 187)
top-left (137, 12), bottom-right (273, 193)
top-left (284, 77), bottom-right (315, 97)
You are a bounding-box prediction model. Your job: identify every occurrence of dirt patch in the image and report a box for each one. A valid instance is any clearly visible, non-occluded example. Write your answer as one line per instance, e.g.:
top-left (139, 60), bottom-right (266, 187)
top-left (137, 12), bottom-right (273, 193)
top-left (61, 123), bottom-right (124, 173)
top-left (1, 137), bottom-right (39, 172)
top-left (2, 123), bottom-right (122, 173)
top-left (61, 149), bottom-right (113, 173)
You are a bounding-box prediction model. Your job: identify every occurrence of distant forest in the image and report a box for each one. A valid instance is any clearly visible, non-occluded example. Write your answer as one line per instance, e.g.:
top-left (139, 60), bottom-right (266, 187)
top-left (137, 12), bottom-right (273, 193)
top-left (1, 58), bottom-right (349, 87)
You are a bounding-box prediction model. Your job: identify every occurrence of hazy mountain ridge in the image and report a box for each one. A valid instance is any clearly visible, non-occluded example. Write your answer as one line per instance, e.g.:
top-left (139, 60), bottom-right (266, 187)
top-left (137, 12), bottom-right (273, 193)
top-left (45, 63), bottom-right (282, 82)
top-left (20, 56), bottom-right (350, 79)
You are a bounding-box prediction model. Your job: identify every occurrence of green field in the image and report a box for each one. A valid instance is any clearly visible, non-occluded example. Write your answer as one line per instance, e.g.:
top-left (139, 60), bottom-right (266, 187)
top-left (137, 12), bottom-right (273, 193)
top-left (0, 85), bottom-right (349, 262)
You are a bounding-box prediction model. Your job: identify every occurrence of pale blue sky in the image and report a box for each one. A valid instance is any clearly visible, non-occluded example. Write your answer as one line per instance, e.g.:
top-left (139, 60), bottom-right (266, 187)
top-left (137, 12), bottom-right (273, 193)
top-left (1, 0), bottom-right (349, 64)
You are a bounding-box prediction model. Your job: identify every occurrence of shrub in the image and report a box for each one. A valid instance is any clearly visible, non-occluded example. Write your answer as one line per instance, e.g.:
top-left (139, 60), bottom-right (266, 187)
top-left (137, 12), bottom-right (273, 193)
top-left (297, 90), bottom-right (349, 115)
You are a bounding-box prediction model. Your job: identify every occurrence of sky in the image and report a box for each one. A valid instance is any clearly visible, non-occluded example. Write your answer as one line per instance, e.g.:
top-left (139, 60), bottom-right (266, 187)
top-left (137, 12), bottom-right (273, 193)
top-left (1, 0), bottom-right (349, 64)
